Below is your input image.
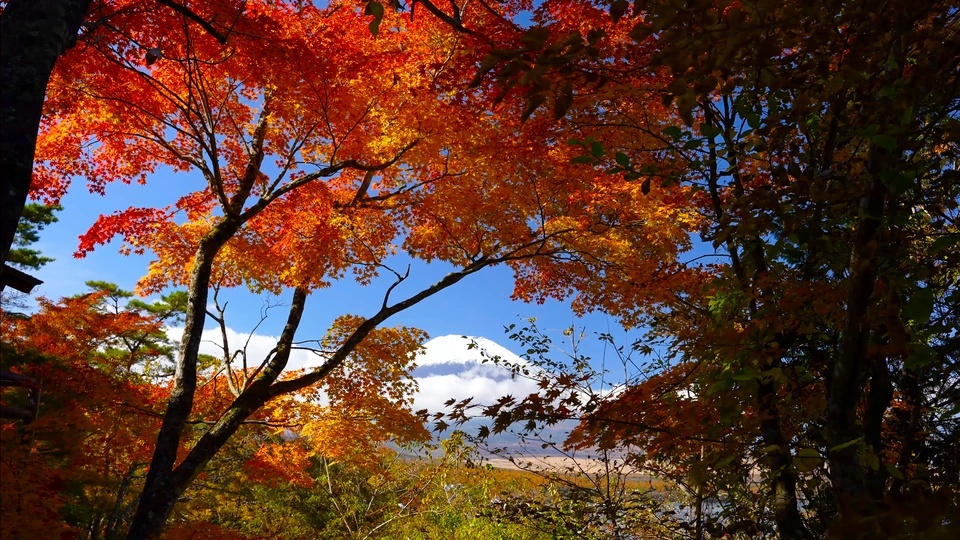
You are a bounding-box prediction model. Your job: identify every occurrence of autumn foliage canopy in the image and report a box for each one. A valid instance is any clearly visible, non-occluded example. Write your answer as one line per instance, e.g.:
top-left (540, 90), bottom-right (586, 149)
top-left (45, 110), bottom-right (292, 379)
top-left (2, 0), bottom-right (958, 538)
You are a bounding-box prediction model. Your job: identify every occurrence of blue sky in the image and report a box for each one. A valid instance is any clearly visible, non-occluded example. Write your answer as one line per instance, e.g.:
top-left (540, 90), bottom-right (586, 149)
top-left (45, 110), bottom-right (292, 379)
top-left (25, 173), bottom-right (646, 443)
top-left (33, 176), bottom-right (625, 338)
top-left (28, 168), bottom-right (641, 400)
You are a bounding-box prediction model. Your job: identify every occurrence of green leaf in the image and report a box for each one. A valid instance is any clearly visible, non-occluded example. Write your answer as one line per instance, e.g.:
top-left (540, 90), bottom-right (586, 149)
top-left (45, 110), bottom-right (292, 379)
top-left (930, 234), bottom-right (958, 253)
top-left (830, 437), bottom-right (862, 453)
top-left (365, 1), bottom-right (385, 36)
top-left (870, 133), bottom-right (898, 152)
top-left (521, 27), bottom-right (551, 50)
top-left (904, 288), bottom-right (935, 323)
top-left (570, 155), bottom-right (596, 165)
top-left (468, 54), bottom-right (501, 87)
top-left (553, 81), bottom-right (574, 119)
top-left (628, 21), bottom-right (652, 43)
top-left (521, 93), bottom-right (547, 123)
top-left (699, 122), bottom-right (721, 138)
top-left (730, 369), bottom-right (758, 382)
top-left (683, 138), bottom-right (702, 150)
top-left (610, 0), bottom-right (629, 22)
top-left (662, 125), bottom-right (683, 142)
top-left (795, 448), bottom-right (824, 473)
top-left (714, 454), bottom-right (736, 470)
top-left (707, 378), bottom-right (733, 395)
top-left (586, 28), bottom-right (606, 46)
top-left (614, 152), bottom-right (631, 168)
top-left (879, 85), bottom-right (901, 100)
top-left (905, 343), bottom-right (937, 369)
top-left (901, 104), bottom-right (915, 126)
top-left (885, 463), bottom-right (905, 480)
top-left (880, 169), bottom-right (914, 194)
top-left (589, 141), bottom-right (605, 157)
top-left (640, 177), bottom-right (651, 195)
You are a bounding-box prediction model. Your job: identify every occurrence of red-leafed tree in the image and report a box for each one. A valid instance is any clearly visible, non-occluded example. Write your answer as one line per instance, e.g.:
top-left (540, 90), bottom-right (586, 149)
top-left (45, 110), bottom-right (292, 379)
top-left (27, 1), bottom-right (692, 537)
top-left (1, 283), bottom-right (181, 539)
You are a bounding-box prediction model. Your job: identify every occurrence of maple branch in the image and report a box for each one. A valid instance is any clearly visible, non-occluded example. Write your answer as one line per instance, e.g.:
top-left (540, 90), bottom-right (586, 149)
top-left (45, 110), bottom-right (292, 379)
top-left (273, 122), bottom-right (320, 189)
top-left (177, 33), bottom-right (232, 213)
top-left (122, 401), bottom-right (299, 428)
top-left (229, 99), bottom-right (271, 216)
top-left (473, 0), bottom-right (524, 33)
top-left (268, 236), bottom-right (568, 399)
top-left (413, 0), bottom-right (474, 34)
top-left (194, 418), bottom-right (303, 427)
top-left (72, 51), bottom-right (207, 155)
top-left (150, 286), bottom-right (307, 507)
top-left (266, 259), bottom-right (488, 398)
top-left (349, 170), bottom-right (376, 207)
top-left (381, 264), bottom-right (411, 310)
top-left (240, 289), bottom-right (307, 388)
top-left (154, 0), bottom-right (229, 44)
top-left (253, 138), bottom-right (420, 215)
top-left (350, 167), bottom-right (463, 207)
top-left (239, 297), bottom-right (284, 383)
top-left (207, 286), bottom-right (242, 396)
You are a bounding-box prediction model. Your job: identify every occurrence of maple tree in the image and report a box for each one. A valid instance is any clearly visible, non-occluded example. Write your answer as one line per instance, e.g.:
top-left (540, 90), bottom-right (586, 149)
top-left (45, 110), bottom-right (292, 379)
top-left (0, 0), bottom-right (236, 278)
top-left (9, 0), bottom-right (957, 537)
top-left (24, 0), bottom-right (689, 537)
top-left (1, 283), bottom-right (182, 539)
top-left (3, 293), bottom-right (562, 539)
top-left (1, 281), bottom-right (436, 538)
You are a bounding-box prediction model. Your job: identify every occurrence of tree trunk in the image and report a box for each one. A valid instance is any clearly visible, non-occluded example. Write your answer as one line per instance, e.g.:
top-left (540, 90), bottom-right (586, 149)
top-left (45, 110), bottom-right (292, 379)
top-left (0, 0), bottom-right (90, 271)
top-left (826, 152), bottom-right (888, 533)
top-left (125, 223), bottom-right (240, 539)
top-left (758, 368), bottom-right (813, 540)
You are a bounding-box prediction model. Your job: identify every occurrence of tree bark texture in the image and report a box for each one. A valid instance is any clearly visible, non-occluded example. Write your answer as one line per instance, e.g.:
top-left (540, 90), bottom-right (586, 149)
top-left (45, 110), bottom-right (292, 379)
top-left (0, 0), bottom-right (90, 273)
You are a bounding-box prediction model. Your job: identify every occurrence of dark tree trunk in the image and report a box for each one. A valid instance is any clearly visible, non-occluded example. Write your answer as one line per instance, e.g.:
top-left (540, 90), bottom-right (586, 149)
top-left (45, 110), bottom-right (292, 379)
top-left (757, 368), bottom-right (814, 540)
top-left (826, 143), bottom-right (889, 535)
top-left (0, 0), bottom-right (90, 272)
top-left (125, 223), bottom-right (240, 540)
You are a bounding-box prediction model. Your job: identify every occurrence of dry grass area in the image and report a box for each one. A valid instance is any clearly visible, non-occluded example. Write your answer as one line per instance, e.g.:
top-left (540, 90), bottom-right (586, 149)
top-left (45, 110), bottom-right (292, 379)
top-left (482, 455), bottom-right (667, 490)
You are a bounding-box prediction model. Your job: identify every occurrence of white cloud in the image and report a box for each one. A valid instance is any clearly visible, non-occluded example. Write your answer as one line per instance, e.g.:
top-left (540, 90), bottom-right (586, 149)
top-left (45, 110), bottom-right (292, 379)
top-left (164, 326), bottom-right (321, 373)
top-left (162, 328), bottom-right (537, 415)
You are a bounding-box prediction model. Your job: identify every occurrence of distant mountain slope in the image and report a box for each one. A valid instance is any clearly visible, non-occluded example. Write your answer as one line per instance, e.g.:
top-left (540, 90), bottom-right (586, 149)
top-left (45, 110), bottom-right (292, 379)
top-left (412, 335), bottom-right (539, 414)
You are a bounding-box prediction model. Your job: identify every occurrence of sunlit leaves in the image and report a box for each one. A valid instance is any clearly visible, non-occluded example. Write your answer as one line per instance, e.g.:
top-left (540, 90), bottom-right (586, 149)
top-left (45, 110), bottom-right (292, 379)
top-left (1, 284), bottom-right (180, 535)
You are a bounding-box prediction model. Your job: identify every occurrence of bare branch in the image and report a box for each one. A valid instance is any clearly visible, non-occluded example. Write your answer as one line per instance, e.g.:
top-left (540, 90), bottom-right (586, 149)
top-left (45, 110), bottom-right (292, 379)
top-left (413, 0), bottom-right (475, 34)
top-left (155, 0), bottom-right (230, 44)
